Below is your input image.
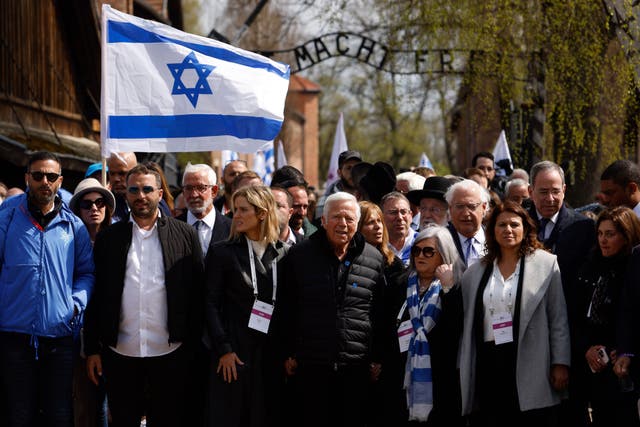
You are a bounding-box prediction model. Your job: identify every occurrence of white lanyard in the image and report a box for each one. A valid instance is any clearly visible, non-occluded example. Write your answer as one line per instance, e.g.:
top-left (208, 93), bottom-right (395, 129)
top-left (246, 237), bottom-right (278, 305)
top-left (397, 301), bottom-right (408, 322)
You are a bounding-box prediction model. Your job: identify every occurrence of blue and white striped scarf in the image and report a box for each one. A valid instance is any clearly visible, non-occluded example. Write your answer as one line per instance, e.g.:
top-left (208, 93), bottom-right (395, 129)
top-left (403, 271), bottom-right (442, 422)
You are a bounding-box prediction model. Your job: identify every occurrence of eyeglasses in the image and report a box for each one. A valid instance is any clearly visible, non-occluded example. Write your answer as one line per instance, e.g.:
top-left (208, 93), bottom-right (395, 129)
top-left (127, 186), bottom-right (157, 195)
top-left (453, 202), bottom-right (483, 212)
top-left (28, 171), bottom-right (61, 182)
top-left (411, 245), bottom-right (437, 258)
top-left (79, 198), bottom-right (106, 210)
top-left (183, 184), bottom-right (212, 194)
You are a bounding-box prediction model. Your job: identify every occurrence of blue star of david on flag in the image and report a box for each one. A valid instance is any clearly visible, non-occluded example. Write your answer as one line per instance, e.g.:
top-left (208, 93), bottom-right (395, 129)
top-left (167, 52), bottom-right (215, 107)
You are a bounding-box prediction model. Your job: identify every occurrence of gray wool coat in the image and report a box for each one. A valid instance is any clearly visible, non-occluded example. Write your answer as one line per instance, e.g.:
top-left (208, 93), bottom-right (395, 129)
top-left (458, 249), bottom-right (571, 414)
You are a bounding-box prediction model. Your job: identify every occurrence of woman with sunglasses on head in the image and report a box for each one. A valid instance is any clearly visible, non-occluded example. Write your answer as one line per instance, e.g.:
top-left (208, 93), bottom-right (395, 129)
top-left (205, 186), bottom-right (288, 427)
top-left (69, 177), bottom-right (115, 427)
top-left (402, 226), bottom-right (466, 426)
top-left (575, 207), bottom-right (640, 427)
top-left (459, 201), bottom-right (570, 427)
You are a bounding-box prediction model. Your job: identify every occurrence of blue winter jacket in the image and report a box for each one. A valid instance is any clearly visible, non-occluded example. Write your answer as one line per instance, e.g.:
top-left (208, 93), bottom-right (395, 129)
top-left (0, 194), bottom-right (95, 338)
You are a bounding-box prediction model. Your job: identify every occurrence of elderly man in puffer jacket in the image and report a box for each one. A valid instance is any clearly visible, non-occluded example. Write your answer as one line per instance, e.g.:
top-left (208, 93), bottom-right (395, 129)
top-left (0, 151), bottom-right (95, 426)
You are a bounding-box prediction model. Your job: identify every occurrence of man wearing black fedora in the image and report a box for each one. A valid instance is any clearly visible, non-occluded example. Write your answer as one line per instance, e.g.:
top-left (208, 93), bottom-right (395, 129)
top-left (406, 176), bottom-right (453, 229)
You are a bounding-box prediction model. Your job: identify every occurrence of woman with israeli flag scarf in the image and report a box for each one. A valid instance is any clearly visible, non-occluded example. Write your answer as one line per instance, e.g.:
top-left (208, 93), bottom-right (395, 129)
top-left (403, 226), bottom-right (465, 425)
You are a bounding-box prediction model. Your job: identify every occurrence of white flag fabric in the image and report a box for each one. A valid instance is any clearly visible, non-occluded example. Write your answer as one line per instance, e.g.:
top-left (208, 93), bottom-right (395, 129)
top-left (101, 5), bottom-right (290, 157)
top-left (221, 150), bottom-right (239, 167)
top-left (419, 153), bottom-right (433, 169)
top-left (492, 130), bottom-right (513, 177)
top-left (325, 113), bottom-right (348, 185)
top-left (276, 140), bottom-right (288, 168)
top-left (252, 141), bottom-right (274, 186)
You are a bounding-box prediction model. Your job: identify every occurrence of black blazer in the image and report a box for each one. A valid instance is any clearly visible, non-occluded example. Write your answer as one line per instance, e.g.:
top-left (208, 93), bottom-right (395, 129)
top-left (527, 203), bottom-right (595, 324)
top-left (177, 208), bottom-right (232, 254)
top-left (205, 237), bottom-right (288, 359)
top-left (84, 215), bottom-right (205, 355)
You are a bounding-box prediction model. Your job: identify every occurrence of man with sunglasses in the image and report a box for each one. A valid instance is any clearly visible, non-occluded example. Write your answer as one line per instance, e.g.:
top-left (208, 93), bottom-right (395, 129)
top-left (0, 151), bottom-right (95, 426)
top-left (85, 164), bottom-right (204, 426)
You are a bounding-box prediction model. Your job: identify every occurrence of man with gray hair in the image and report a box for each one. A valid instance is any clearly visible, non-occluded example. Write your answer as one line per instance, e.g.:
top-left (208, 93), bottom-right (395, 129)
top-left (179, 163), bottom-right (231, 257)
top-left (505, 178), bottom-right (530, 206)
top-left (527, 160), bottom-right (595, 427)
top-left (445, 179), bottom-right (490, 268)
top-left (279, 191), bottom-right (386, 427)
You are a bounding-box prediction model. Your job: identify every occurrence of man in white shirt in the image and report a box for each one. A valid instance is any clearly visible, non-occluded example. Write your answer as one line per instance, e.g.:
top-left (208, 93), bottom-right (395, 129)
top-left (381, 192), bottom-right (417, 266)
top-left (85, 164), bottom-right (204, 426)
top-left (180, 163), bottom-right (231, 256)
top-left (599, 159), bottom-right (640, 217)
top-left (445, 179), bottom-right (489, 269)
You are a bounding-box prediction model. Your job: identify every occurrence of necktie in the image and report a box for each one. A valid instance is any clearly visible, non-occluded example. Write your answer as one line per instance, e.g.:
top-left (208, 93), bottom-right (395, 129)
top-left (194, 220), bottom-right (207, 255)
top-left (538, 218), bottom-right (550, 242)
top-left (465, 237), bottom-right (478, 265)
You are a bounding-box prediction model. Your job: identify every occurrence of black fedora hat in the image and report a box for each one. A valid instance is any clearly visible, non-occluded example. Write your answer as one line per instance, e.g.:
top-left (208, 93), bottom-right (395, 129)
top-left (359, 162), bottom-right (396, 205)
top-left (406, 176), bottom-right (453, 206)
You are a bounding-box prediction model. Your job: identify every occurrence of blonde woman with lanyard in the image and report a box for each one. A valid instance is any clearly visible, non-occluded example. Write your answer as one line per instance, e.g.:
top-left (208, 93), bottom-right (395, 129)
top-left (205, 186), bottom-right (288, 427)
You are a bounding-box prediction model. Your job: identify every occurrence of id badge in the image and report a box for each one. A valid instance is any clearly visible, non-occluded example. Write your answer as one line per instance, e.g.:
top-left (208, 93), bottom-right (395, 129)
top-left (491, 312), bottom-right (513, 345)
top-left (397, 320), bottom-right (413, 353)
top-left (248, 300), bottom-right (274, 334)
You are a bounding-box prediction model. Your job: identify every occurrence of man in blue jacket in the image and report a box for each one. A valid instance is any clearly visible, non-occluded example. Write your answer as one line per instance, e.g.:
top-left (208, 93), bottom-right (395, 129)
top-left (0, 151), bottom-right (95, 426)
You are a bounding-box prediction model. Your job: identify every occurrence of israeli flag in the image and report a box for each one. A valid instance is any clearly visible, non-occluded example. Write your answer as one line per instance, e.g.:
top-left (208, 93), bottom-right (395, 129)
top-left (252, 141), bottom-right (274, 185)
top-left (101, 5), bottom-right (290, 157)
top-left (419, 152), bottom-right (433, 169)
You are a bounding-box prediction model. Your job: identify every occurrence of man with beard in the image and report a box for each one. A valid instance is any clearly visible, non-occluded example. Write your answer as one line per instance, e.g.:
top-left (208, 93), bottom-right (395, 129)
top-left (85, 164), bottom-right (204, 426)
top-left (179, 163), bottom-right (231, 256)
top-left (107, 151), bottom-right (138, 222)
top-left (0, 151), bottom-right (95, 426)
top-left (214, 160), bottom-right (248, 216)
top-left (271, 186), bottom-right (302, 245)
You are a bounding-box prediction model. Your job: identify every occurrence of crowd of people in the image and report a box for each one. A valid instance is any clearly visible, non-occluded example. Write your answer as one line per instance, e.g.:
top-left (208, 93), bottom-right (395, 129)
top-left (1, 149), bottom-right (640, 427)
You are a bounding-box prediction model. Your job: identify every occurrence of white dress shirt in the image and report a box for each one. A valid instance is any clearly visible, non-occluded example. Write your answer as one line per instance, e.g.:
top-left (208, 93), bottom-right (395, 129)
top-left (111, 213), bottom-right (181, 357)
top-left (187, 208), bottom-right (216, 256)
top-left (482, 258), bottom-right (521, 342)
top-left (458, 228), bottom-right (486, 266)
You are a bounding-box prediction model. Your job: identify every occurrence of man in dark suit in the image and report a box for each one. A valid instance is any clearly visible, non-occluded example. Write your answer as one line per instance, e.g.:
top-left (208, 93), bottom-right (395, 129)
top-left (614, 244), bottom-right (640, 383)
top-left (179, 163), bottom-right (231, 257)
top-left (527, 160), bottom-right (596, 427)
top-left (178, 162), bottom-right (231, 425)
top-left (85, 164), bottom-right (204, 426)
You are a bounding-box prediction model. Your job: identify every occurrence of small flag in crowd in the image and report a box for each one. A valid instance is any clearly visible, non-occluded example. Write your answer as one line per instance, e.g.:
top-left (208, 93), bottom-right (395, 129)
top-left (492, 130), bottom-right (513, 176)
top-left (100, 5), bottom-right (290, 157)
top-left (419, 152), bottom-right (433, 169)
top-left (253, 141), bottom-right (274, 186)
top-left (276, 140), bottom-right (288, 168)
top-left (325, 113), bottom-right (348, 185)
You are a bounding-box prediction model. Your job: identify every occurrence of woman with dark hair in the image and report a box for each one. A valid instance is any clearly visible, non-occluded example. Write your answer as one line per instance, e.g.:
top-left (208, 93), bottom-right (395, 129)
top-left (205, 186), bottom-right (288, 427)
top-left (576, 207), bottom-right (640, 427)
top-left (459, 201), bottom-right (570, 427)
top-left (69, 178), bottom-right (115, 244)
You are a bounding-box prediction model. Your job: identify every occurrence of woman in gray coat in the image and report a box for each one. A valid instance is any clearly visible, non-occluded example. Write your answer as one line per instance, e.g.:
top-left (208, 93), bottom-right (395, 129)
top-left (458, 201), bottom-right (570, 427)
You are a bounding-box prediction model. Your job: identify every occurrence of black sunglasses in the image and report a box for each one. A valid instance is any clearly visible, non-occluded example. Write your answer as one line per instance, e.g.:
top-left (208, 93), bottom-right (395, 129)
top-left (79, 198), bottom-right (106, 210)
top-left (127, 186), bottom-right (157, 195)
top-left (411, 245), bottom-right (437, 258)
top-left (28, 171), bottom-right (61, 182)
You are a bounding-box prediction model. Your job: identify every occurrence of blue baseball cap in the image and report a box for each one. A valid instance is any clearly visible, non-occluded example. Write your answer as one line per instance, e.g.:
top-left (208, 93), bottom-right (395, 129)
top-left (85, 163), bottom-right (108, 178)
